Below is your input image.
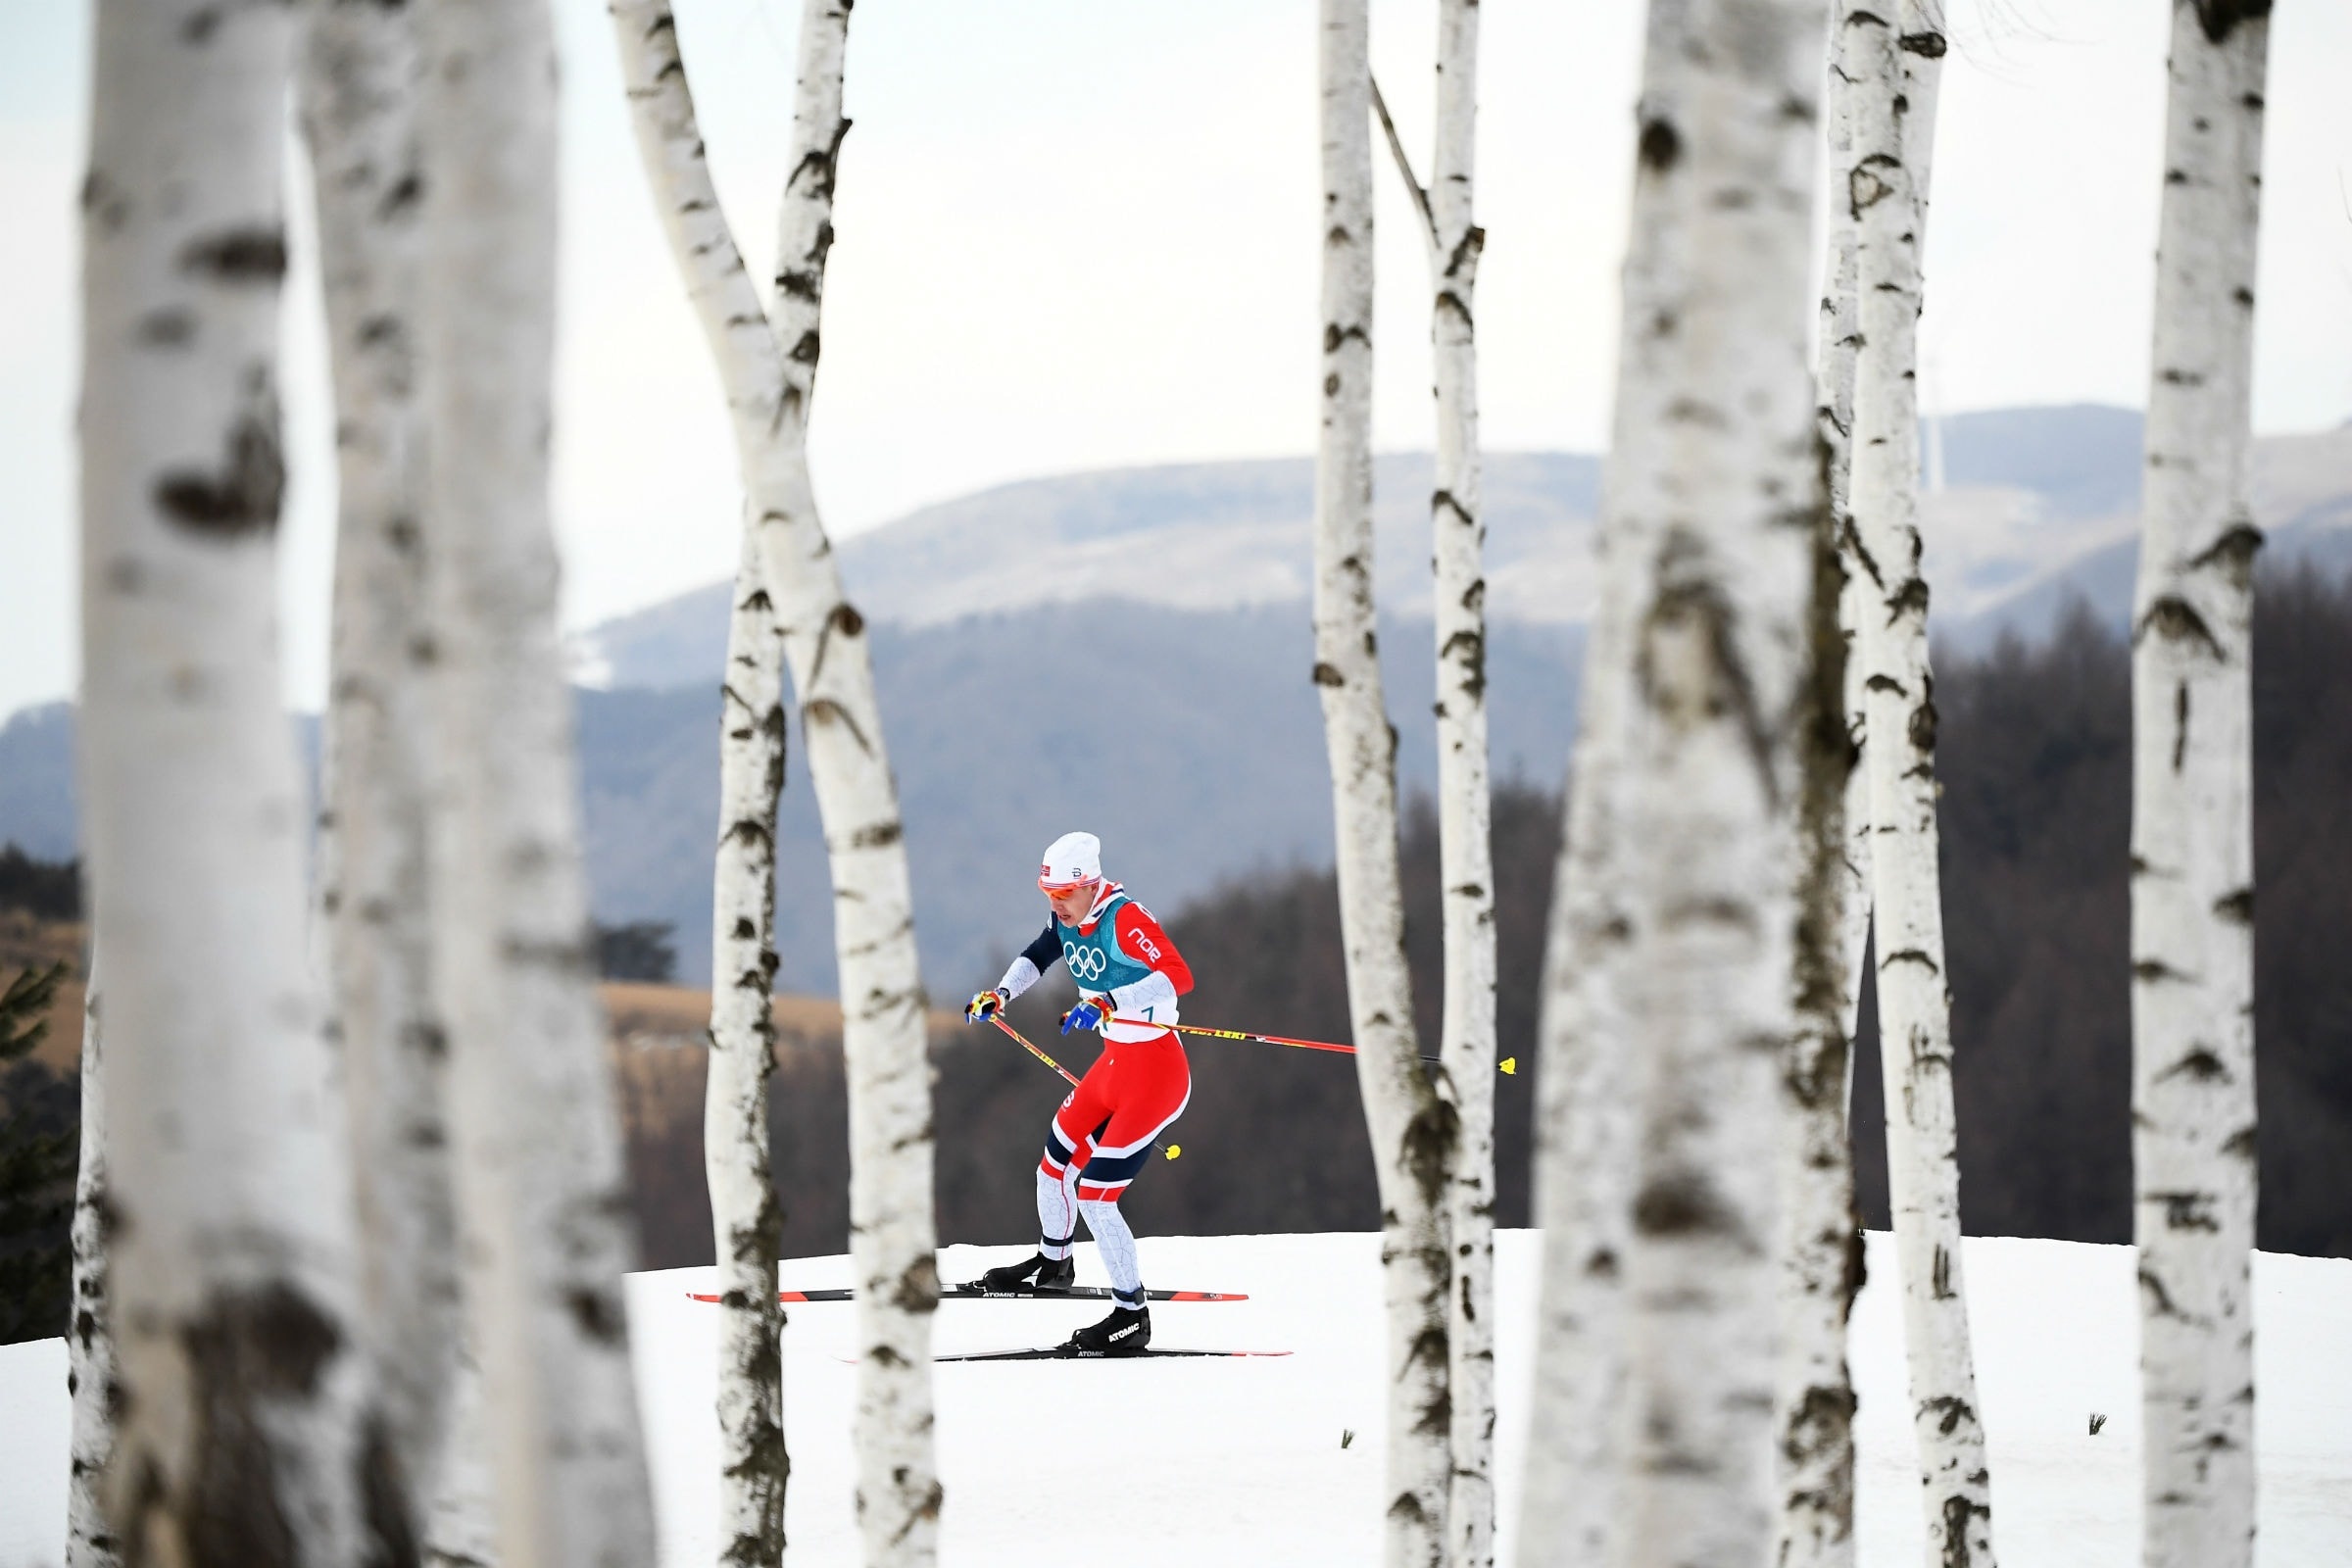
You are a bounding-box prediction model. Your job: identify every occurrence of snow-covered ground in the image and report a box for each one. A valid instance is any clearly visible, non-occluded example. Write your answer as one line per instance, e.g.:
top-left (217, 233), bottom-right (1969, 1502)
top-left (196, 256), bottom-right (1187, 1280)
top-left (3, 1231), bottom-right (2346, 1566)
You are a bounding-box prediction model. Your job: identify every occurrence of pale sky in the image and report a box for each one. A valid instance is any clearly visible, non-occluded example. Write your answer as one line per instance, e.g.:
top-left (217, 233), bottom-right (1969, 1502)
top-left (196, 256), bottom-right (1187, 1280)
top-left (3, 0), bottom-right (2349, 721)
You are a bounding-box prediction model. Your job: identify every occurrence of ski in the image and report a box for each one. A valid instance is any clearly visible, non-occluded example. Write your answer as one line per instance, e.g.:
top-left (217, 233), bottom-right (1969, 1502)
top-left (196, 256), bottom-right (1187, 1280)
top-left (931, 1346), bottom-right (1292, 1363)
top-left (941, 1282), bottom-right (1248, 1303)
top-left (686, 1284), bottom-right (1249, 1305)
top-left (835, 1346), bottom-right (1292, 1363)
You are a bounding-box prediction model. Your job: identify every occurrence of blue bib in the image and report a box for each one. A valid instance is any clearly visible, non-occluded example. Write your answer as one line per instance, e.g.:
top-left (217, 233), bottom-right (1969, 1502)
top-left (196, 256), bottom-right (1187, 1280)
top-left (1056, 892), bottom-right (1154, 996)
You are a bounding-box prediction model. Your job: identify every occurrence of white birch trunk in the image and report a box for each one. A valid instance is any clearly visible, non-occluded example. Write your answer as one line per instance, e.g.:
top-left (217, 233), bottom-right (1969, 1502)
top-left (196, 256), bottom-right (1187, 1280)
top-left (77, 1), bottom-right (387, 1559)
top-left (1316, 7), bottom-right (1451, 1563)
top-left (298, 0), bottom-right (463, 1544)
top-left (707, 526), bottom-right (789, 1564)
top-left (2132, 7), bottom-right (2270, 1565)
top-left (1776, 500), bottom-right (1865, 1568)
top-left (1591, 4), bottom-right (1829, 1565)
top-left (1510, 4), bottom-right (1703, 1556)
top-left (1820, 0), bottom-right (1875, 1050)
top-left (1512, 521), bottom-right (1641, 1568)
top-left (414, 1), bottom-right (657, 1563)
top-left (422, 1347), bottom-right (498, 1568)
top-left (1778, 11), bottom-right (1868, 1564)
top-left (68, 967), bottom-right (121, 1568)
top-left (1422, 8), bottom-right (1496, 1563)
top-left (1842, 7), bottom-right (2000, 1564)
top-left (609, 3), bottom-right (942, 1557)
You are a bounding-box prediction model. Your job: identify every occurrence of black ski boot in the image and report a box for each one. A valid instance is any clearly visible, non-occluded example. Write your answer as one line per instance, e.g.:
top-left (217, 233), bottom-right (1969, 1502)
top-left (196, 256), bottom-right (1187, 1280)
top-left (1066, 1303), bottom-right (1151, 1356)
top-left (976, 1252), bottom-right (1076, 1295)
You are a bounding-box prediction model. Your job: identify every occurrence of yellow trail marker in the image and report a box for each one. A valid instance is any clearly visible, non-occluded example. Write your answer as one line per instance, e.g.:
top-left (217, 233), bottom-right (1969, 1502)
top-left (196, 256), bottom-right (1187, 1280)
top-left (1498, 1057), bottom-right (1517, 1075)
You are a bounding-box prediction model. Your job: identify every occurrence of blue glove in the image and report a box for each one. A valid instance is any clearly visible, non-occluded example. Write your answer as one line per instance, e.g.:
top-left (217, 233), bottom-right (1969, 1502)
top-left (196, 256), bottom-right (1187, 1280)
top-left (1059, 997), bottom-right (1113, 1035)
top-left (964, 988), bottom-right (1006, 1024)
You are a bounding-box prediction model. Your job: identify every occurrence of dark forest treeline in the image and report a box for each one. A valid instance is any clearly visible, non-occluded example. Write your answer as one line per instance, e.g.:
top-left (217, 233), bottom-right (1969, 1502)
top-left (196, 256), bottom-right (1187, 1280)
top-left (1861, 564), bottom-right (2352, 1256)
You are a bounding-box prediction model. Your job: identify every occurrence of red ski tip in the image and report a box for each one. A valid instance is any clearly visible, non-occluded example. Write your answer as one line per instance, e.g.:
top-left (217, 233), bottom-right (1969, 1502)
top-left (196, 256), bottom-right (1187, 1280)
top-left (1166, 1290), bottom-right (1249, 1302)
top-left (683, 1290), bottom-right (819, 1303)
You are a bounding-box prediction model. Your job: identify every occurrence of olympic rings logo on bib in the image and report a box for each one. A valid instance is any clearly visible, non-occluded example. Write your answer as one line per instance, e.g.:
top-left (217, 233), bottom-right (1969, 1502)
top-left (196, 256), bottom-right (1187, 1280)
top-left (1064, 943), bottom-right (1109, 981)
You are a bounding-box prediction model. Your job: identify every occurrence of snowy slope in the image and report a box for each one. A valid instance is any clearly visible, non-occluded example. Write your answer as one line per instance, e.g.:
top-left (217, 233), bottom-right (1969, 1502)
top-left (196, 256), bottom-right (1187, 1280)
top-left (4, 1231), bottom-right (2347, 1566)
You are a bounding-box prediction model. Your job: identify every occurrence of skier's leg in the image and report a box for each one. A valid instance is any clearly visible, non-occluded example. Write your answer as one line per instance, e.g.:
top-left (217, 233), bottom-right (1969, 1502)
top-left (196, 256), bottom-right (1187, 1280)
top-left (1033, 1159), bottom-right (1082, 1261)
top-left (1076, 1196), bottom-right (1144, 1307)
top-left (1072, 1037), bottom-right (1191, 1307)
top-left (1036, 1060), bottom-right (1113, 1261)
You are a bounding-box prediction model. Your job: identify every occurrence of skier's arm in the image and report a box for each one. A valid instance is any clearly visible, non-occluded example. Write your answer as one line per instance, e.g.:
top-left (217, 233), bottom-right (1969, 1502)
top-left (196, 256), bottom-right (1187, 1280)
top-left (996, 924), bottom-right (1064, 1003)
top-left (1105, 903), bottom-right (1194, 1020)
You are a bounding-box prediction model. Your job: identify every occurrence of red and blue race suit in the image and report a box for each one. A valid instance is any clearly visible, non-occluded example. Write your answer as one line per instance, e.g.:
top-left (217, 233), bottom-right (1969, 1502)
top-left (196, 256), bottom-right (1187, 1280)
top-left (993, 882), bottom-right (1194, 1302)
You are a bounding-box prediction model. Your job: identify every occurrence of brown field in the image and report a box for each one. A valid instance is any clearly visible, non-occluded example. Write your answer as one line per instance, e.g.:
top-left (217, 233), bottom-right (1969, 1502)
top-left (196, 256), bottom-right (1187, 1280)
top-left (1, 922), bottom-right (1044, 1268)
top-left (2, 912), bottom-right (84, 1074)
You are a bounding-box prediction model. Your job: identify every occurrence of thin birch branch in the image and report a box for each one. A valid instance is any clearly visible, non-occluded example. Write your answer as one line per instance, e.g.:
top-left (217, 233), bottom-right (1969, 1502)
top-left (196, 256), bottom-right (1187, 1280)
top-left (1369, 74), bottom-right (1439, 249)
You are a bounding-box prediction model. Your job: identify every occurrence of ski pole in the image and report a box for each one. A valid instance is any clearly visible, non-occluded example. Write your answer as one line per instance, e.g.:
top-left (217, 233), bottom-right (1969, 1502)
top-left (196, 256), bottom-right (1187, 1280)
top-left (989, 1014), bottom-right (1080, 1088)
top-left (988, 1014), bottom-right (1182, 1159)
top-left (1130, 1017), bottom-right (1518, 1076)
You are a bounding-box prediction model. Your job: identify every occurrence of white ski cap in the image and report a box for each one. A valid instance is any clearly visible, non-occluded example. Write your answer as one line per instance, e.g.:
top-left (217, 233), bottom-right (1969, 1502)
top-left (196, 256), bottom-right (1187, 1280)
top-left (1038, 831), bottom-right (1103, 891)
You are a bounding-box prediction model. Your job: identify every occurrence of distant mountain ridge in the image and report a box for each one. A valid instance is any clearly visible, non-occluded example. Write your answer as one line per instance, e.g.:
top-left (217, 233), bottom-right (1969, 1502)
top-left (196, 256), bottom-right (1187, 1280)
top-left (576, 405), bottom-right (2352, 690)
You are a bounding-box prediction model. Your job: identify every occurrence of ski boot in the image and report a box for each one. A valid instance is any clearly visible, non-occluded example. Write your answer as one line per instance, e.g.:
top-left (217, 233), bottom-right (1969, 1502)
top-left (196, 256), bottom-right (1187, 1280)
top-left (976, 1252), bottom-right (1076, 1295)
top-left (1066, 1303), bottom-right (1151, 1356)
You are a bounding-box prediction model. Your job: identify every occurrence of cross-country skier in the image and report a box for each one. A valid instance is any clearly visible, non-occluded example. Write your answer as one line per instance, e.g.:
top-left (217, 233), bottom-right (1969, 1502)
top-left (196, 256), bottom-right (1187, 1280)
top-left (963, 830), bottom-right (1194, 1354)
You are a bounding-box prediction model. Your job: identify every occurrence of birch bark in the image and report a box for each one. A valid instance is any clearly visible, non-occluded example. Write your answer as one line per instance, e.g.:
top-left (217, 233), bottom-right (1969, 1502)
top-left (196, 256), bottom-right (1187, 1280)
top-left (1776, 496), bottom-right (1864, 1568)
top-left (1424, 10), bottom-right (1495, 1563)
top-left (1512, 488), bottom-right (1641, 1568)
top-left (68, 969), bottom-right (120, 1568)
top-left (1511, 4), bottom-right (1700, 1556)
top-left (1590, 3), bottom-right (1830, 1564)
top-left (422, 1348), bottom-right (498, 1568)
top-left (1777, 11), bottom-right (1868, 1564)
top-left (77, 1), bottom-right (388, 1559)
top-left (1316, 6), bottom-right (1451, 1562)
top-left (609, 4), bottom-right (941, 1558)
top-left (707, 526), bottom-right (790, 1565)
top-left (414, 1), bottom-right (657, 1564)
top-left (1820, 0), bottom-right (1875, 1047)
top-left (298, 0), bottom-right (463, 1544)
top-left (2132, 7), bottom-right (2270, 1565)
top-left (1842, 7), bottom-right (2000, 1564)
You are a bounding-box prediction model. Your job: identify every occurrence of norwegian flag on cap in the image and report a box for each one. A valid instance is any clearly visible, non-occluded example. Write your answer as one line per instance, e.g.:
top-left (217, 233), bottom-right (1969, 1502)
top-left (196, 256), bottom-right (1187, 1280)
top-left (1038, 830), bottom-right (1102, 891)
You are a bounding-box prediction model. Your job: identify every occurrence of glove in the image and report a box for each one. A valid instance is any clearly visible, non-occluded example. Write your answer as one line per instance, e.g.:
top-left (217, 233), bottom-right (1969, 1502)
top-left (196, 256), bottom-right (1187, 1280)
top-left (964, 988), bottom-right (1006, 1024)
top-left (1059, 997), bottom-right (1114, 1035)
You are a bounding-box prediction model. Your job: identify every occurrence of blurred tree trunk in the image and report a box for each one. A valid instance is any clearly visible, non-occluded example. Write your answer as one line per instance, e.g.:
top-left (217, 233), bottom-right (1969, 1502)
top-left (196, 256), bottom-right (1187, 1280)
top-left (1778, 9), bottom-right (1867, 1565)
top-left (1585, 1), bottom-right (1831, 1563)
top-left (1315, 5), bottom-right (1451, 1562)
top-left (414, 0), bottom-right (658, 1562)
top-left (1511, 1), bottom-right (1710, 1553)
top-left (2132, 6), bottom-right (2271, 1565)
top-left (298, 0), bottom-right (464, 1549)
top-left (1512, 434), bottom-right (1638, 1566)
top-left (609, 3), bottom-right (942, 1558)
top-left (77, 0), bottom-right (387, 1558)
top-left (67, 968), bottom-right (118, 1568)
top-left (1843, 5), bottom-right (1999, 1564)
top-left (422, 1347), bottom-right (498, 1568)
top-left (706, 526), bottom-right (789, 1565)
